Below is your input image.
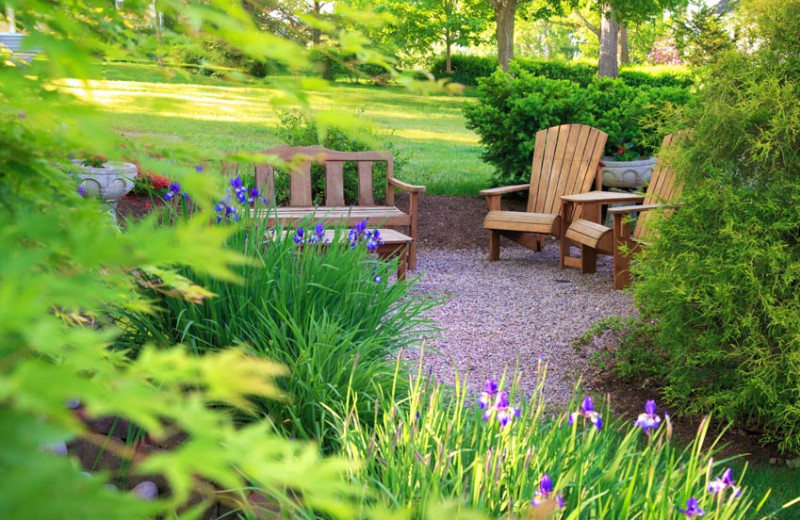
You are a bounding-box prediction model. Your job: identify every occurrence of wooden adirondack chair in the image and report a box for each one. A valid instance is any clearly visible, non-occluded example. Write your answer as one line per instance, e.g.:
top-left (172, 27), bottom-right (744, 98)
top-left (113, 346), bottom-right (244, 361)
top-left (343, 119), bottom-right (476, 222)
top-left (559, 133), bottom-right (682, 289)
top-left (481, 124), bottom-right (608, 261)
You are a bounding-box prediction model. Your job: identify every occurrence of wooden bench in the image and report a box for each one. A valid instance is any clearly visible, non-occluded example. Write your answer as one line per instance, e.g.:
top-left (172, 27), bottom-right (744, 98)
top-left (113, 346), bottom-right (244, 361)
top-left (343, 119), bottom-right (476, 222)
top-left (226, 146), bottom-right (425, 270)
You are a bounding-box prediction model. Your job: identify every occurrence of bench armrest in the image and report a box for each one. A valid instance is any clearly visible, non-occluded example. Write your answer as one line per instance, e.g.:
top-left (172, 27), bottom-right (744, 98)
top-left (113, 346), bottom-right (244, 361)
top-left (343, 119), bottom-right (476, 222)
top-left (480, 184), bottom-right (530, 196)
top-left (389, 177), bottom-right (426, 193)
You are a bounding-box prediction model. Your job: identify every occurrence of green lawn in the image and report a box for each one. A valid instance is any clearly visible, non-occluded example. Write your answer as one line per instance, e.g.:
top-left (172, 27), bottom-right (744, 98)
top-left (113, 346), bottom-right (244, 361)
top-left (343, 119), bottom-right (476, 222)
top-left (69, 62), bottom-right (493, 196)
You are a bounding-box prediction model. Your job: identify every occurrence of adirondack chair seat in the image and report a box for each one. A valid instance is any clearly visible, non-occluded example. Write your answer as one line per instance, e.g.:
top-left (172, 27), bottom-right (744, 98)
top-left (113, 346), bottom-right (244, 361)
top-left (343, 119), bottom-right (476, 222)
top-left (480, 124), bottom-right (608, 261)
top-left (563, 218), bottom-right (613, 251)
top-left (483, 211), bottom-right (560, 235)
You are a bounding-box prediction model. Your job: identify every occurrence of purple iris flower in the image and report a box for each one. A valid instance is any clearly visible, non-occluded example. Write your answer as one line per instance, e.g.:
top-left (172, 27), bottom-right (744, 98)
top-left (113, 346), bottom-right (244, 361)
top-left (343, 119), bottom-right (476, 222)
top-left (250, 187), bottom-right (259, 198)
top-left (374, 275), bottom-right (383, 283)
top-left (230, 177), bottom-right (243, 190)
top-left (314, 223), bottom-right (328, 243)
top-left (530, 474), bottom-right (565, 509)
top-left (77, 185), bottom-right (86, 196)
top-left (635, 400), bottom-right (661, 435)
top-left (294, 227), bottom-right (305, 244)
top-left (569, 396), bottom-right (602, 430)
top-left (478, 379), bottom-right (498, 410)
top-left (708, 468), bottom-right (741, 497)
top-left (479, 386), bottom-right (520, 428)
top-left (678, 497), bottom-right (705, 518)
top-left (195, 165), bottom-right (203, 172)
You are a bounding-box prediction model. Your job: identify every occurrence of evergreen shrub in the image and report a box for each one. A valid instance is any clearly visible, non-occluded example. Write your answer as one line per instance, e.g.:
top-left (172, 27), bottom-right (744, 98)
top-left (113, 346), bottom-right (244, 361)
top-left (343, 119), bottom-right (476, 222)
top-left (464, 63), bottom-right (691, 185)
top-left (631, 0), bottom-right (800, 454)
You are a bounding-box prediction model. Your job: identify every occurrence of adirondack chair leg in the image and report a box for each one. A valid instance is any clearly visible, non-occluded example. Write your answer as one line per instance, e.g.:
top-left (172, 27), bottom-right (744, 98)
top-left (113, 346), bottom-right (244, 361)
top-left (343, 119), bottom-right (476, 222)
top-left (613, 213), bottom-right (632, 290)
top-left (489, 230), bottom-right (500, 261)
top-left (537, 234), bottom-right (546, 251)
top-left (580, 245), bottom-right (597, 274)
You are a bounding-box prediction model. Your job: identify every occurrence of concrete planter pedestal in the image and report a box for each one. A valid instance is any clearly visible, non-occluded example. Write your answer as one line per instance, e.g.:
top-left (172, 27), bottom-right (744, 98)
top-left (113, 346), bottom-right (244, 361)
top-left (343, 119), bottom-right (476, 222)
top-left (74, 161), bottom-right (138, 219)
top-left (600, 156), bottom-right (657, 189)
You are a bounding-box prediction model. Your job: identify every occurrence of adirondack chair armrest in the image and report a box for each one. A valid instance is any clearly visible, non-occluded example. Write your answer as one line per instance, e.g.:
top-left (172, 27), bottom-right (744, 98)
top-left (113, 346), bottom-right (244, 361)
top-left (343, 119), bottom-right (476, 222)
top-left (608, 202), bottom-right (681, 215)
top-left (561, 191), bottom-right (645, 205)
top-left (480, 184), bottom-right (530, 196)
top-left (388, 178), bottom-right (426, 193)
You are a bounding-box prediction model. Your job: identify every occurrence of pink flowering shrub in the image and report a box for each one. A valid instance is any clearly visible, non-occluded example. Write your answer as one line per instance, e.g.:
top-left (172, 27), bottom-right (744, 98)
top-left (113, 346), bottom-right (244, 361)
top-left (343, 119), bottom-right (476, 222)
top-left (648, 38), bottom-right (683, 65)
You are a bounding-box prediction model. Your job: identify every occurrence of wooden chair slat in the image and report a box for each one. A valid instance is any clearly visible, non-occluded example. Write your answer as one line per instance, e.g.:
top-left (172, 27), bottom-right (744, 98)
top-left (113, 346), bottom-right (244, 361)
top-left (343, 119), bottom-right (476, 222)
top-left (358, 161), bottom-right (374, 206)
top-left (254, 163), bottom-right (276, 202)
top-left (531, 126), bottom-right (561, 214)
top-left (325, 161), bottom-right (345, 206)
top-left (542, 125), bottom-right (575, 214)
top-left (289, 161), bottom-right (313, 207)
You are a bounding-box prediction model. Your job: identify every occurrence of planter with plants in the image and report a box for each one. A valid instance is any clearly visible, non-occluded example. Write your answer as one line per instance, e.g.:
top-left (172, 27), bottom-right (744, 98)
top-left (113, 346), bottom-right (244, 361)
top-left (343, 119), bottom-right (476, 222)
top-left (600, 142), bottom-right (658, 189)
top-left (73, 156), bottom-right (138, 217)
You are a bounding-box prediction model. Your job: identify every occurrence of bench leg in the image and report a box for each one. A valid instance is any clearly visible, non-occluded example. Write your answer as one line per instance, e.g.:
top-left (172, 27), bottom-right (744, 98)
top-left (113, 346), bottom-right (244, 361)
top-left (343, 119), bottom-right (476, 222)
top-left (408, 192), bottom-right (419, 270)
top-left (489, 230), bottom-right (500, 261)
top-left (397, 246), bottom-right (408, 281)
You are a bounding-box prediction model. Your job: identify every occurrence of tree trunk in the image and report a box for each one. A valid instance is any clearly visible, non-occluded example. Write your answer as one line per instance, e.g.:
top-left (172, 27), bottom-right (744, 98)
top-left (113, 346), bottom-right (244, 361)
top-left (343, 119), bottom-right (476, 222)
top-left (445, 29), bottom-right (453, 72)
top-left (494, 0), bottom-right (517, 72)
top-left (617, 24), bottom-right (629, 65)
top-left (311, 1), bottom-right (322, 46)
top-left (598, 5), bottom-right (619, 78)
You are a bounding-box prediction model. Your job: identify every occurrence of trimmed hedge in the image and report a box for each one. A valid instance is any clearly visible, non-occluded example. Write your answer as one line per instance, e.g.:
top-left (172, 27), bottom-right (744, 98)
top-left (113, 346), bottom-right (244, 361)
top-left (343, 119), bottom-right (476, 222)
top-left (463, 62), bottom-right (692, 185)
top-left (432, 54), bottom-right (694, 89)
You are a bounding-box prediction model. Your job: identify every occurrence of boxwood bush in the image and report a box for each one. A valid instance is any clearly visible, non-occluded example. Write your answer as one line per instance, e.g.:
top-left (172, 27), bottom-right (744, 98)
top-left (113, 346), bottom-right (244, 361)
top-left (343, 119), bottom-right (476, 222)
top-left (630, 0), bottom-right (800, 454)
top-left (464, 62), bottom-right (692, 185)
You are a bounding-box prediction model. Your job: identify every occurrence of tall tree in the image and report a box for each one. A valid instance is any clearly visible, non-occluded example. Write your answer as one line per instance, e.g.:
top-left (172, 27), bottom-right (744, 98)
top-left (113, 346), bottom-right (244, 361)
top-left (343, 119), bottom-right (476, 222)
top-left (344, 0), bottom-right (489, 70)
top-left (570, 0), bottom-right (688, 76)
top-left (484, 0), bottom-right (554, 71)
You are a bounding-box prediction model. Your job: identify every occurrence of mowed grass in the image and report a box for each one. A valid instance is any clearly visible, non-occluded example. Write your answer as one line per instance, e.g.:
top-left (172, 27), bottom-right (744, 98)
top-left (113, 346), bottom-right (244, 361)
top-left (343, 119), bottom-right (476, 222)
top-left (67, 62), bottom-right (494, 196)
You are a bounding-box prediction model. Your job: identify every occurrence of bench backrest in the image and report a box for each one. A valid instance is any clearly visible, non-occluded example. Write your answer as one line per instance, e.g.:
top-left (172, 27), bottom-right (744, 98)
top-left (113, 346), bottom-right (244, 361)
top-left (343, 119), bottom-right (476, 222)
top-left (634, 133), bottom-right (682, 242)
top-left (225, 146), bottom-right (395, 208)
top-left (528, 124), bottom-right (608, 215)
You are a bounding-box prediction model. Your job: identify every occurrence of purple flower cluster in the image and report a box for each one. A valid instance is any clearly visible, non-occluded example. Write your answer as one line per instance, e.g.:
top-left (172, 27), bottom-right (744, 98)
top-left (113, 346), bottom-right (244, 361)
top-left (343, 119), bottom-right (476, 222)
top-left (163, 182), bottom-right (189, 202)
top-left (478, 379), bottom-right (520, 428)
top-left (530, 474), bottom-right (565, 509)
top-left (708, 468), bottom-right (741, 497)
top-left (569, 396), bottom-right (602, 430)
top-left (348, 219), bottom-right (383, 251)
top-left (294, 223), bottom-right (329, 245)
top-left (215, 176), bottom-right (269, 223)
top-left (675, 468), bottom-right (741, 518)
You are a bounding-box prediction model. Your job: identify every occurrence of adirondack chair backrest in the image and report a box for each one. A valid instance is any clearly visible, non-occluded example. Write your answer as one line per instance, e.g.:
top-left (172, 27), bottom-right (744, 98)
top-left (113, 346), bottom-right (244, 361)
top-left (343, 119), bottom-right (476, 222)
top-left (634, 133), bottom-right (682, 242)
top-left (232, 145), bottom-right (394, 207)
top-left (527, 124), bottom-right (608, 215)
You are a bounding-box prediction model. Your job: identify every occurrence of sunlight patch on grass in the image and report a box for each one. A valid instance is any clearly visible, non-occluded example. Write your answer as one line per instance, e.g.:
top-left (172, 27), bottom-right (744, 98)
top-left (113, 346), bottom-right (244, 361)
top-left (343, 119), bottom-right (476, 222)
top-left (77, 68), bottom-right (494, 195)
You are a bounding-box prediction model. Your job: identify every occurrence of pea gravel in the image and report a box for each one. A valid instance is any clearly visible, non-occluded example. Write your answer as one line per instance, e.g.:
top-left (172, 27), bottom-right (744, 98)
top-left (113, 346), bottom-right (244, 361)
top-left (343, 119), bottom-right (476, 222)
top-left (406, 239), bottom-right (637, 410)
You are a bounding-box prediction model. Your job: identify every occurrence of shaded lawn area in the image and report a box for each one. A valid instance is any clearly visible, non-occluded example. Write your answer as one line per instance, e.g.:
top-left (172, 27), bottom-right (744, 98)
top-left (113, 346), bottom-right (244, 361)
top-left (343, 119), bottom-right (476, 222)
top-left (68, 63), bottom-right (493, 196)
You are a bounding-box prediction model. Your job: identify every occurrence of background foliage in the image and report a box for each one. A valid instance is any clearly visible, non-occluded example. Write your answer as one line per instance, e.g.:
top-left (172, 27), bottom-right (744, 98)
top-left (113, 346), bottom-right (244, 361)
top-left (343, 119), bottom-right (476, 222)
top-left (464, 62), bottom-right (691, 184)
top-left (631, 0), bottom-right (800, 454)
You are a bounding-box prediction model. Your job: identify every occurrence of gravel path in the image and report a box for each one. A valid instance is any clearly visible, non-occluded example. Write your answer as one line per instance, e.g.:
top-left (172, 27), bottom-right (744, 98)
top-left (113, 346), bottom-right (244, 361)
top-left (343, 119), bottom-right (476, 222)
top-left (409, 239), bottom-right (636, 410)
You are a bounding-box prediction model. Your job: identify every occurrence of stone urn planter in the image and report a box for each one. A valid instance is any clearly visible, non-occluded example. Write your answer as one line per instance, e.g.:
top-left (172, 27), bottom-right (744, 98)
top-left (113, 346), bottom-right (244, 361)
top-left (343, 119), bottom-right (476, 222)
top-left (600, 156), bottom-right (658, 190)
top-left (73, 160), bottom-right (138, 219)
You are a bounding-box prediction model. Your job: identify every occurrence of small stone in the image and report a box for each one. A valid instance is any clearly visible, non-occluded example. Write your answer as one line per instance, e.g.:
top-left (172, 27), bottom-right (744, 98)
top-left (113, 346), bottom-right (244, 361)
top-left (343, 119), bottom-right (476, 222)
top-left (131, 480), bottom-right (158, 501)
